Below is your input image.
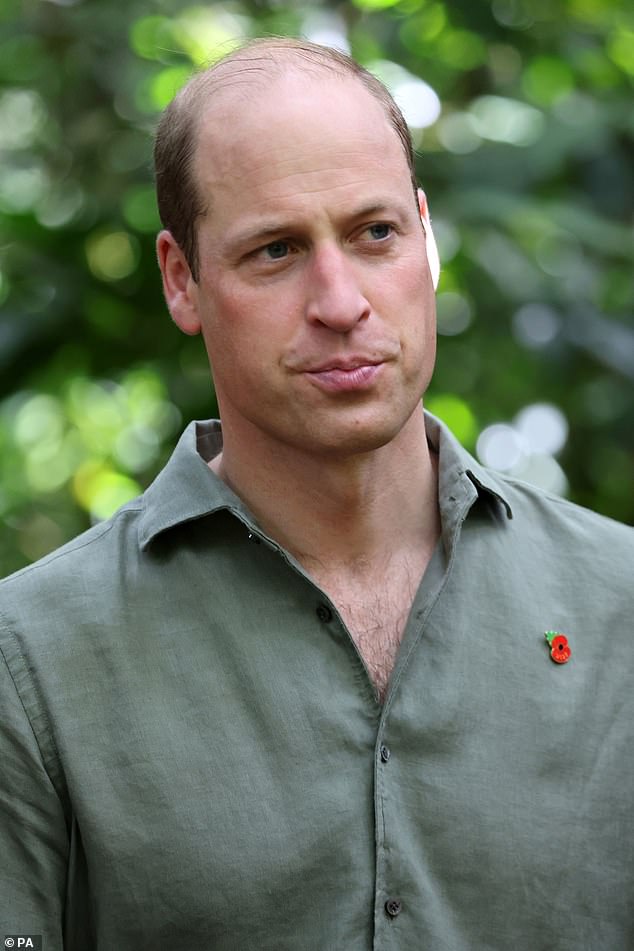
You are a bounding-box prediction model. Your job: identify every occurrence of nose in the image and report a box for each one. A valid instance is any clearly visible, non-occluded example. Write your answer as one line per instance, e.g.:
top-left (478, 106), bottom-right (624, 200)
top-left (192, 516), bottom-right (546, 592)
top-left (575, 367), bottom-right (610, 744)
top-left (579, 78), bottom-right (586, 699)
top-left (304, 245), bottom-right (371, 332)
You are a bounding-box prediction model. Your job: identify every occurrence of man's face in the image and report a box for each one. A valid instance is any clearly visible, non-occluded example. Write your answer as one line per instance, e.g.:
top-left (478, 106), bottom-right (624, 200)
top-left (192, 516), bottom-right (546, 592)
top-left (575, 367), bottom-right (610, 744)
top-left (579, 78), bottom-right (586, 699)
top-left (181, 71), bottom-right (436, 461)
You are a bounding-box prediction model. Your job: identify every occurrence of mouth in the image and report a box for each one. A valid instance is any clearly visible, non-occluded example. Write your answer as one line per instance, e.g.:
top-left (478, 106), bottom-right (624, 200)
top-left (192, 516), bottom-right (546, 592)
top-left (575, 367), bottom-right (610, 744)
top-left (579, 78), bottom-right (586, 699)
top-left (305, 356), bottom-right (382, 373)
top-left (303, 360), bottom-right (385, 393)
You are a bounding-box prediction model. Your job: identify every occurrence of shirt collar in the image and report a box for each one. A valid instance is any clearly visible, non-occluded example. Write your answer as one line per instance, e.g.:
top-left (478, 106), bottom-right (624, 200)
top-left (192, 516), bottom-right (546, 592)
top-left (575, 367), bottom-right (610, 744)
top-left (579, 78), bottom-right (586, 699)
top-left (138, 413), bottom-right (513, 550)
top-left (138, 421), bottom-right (254, 550)
top-left (424, 412), bottom-right (513, 527)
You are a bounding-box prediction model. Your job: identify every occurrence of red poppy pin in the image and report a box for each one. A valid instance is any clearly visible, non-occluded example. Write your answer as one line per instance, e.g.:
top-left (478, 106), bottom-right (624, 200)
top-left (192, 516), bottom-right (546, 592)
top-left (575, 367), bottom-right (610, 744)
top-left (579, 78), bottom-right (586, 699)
top-left (544, 630), bottom-right (571, 665)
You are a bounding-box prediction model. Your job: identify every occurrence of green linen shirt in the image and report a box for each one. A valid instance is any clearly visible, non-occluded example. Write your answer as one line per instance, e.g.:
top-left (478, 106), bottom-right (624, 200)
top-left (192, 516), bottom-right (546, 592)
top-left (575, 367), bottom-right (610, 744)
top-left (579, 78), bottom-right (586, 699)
top-left (1, 414), bottom-right (632, 950)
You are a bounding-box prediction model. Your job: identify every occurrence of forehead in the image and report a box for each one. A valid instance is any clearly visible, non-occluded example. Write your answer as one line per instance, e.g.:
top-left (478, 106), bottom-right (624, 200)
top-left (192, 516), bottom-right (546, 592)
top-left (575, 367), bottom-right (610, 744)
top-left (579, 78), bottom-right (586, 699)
top-left (191, 69), bottom-right (409, 204)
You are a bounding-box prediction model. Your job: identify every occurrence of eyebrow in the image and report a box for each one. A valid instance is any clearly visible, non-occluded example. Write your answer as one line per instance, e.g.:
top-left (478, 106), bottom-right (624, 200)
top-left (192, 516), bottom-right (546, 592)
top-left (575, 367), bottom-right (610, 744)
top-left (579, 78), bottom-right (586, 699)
top-left (224, 199), bottom-right (411, 257)
top-left (225, 223), bottom-right (292, 256)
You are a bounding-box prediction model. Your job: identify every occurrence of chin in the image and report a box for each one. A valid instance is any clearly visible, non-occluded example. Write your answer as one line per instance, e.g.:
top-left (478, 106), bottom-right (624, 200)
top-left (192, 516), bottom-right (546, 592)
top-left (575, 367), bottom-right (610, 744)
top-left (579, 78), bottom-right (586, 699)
top-left (300, 414), bottom-right (411, 460)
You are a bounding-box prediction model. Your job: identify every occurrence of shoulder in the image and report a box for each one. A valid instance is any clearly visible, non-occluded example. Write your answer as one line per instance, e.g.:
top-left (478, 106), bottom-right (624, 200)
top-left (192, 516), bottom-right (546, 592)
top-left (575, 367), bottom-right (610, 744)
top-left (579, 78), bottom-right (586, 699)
top-left (430, 410), bottom-right (633, 571)
top-left (0, 498), bottom-right (145, 658)
top-left (489, 470), bottom-right (634, 591)
top-left (499, 471), bottom-right (632, 543)
top-left (0, 415), bottom-right (236, 658)
top-left (0, 418), bottom-right (222, 615)
top-left (0, 497), bottom-right (144, 594)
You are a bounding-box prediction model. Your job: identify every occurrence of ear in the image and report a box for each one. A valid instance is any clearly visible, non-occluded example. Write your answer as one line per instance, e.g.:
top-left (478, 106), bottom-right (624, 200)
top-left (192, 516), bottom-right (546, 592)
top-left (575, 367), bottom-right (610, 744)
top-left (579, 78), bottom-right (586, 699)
top-left (156, 230), bottom-right (202, 336)
top-left (417, 189), bottom-right (440, 291)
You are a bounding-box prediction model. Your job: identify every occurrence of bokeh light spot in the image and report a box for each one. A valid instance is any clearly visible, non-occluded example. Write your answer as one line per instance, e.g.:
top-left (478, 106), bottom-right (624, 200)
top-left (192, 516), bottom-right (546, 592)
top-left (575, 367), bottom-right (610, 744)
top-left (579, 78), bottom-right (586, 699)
top-left (399, 5), bottom-right (447, 48)
top-left (149, 66), bottom-right (195, 110)
top-left (0, 89), bottom-right (46, 151)
top-left (522, 56), bottom-right (576, 106)
top-left (368, 60), bottom-right (441, 128)
top-left (14, 395), bottom-right (64, 450)
top-left (86, 231), bottom-right (140, 282)
top-left (426, 394), bottom-right (477, 446)
top-left (514, 403), bottom-right (568, 455)
top-left (302, 11), bottom-right (350, 51)
top-left (129, 15), bottom-right (175, 61)
top-left (352, 0), bottom-right (401, 9)
top-left (436, 292), bottom-right (473, 336)
top-left (114, 425), bottom-right (160, 472)
top-left (477, 423), bottom-right (525, 471)
top-left (0, 89), bottom-right (47, 149)
top-left (73, 461), bottom-right (141, 521)
top-left (469, 96), bottom-right (544, 145)
top-left (606, 29), bottom-right (634, 76)
top-left (0, 164), bottom-right (48, 213)
top-left (432, 220), bottom-right (461, 263)
top-left (437, 113), bottom-right (482, 154)
top-left (437, 30), bottom-right (486, 70)
top-left (36, 182), bottom-right (85, 229)
top-left (173, 8), bottom-right (246, 67)
top-left (513, 453), bottom-right (568, 495)
top-left (123, 185), bottom-right (161, 233)
top-left (512, 303), bottom-right (560, 349)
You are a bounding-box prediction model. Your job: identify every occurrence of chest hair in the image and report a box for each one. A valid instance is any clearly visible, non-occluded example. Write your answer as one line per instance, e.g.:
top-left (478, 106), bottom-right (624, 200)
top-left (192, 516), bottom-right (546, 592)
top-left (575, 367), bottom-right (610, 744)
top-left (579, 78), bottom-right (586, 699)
top-left (309, 554), bottom-right (426, 703)
top-left (339, 592), bottom-right (412, 702)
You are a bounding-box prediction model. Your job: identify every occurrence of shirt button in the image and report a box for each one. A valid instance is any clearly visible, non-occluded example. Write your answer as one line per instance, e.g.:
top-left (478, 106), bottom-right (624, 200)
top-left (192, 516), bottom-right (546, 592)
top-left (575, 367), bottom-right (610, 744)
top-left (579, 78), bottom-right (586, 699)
top-left (379, 744), bottom-right (391, 763)
top-left (316, 604), bottom-right (333, 623)
top-left (385, 898), bottom-right (402, 918)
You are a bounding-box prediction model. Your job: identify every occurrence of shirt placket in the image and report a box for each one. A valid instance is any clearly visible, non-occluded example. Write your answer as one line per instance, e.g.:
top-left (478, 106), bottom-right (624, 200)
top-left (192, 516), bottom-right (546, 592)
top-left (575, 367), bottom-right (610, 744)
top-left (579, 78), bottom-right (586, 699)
top-left (371, 479), bottom-right (477, 948)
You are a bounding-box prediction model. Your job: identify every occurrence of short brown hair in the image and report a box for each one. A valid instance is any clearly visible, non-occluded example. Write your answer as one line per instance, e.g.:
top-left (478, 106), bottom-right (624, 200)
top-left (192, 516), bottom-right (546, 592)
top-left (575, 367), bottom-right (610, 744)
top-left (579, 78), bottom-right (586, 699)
top-left (154, 38), bottom-right (417, 282)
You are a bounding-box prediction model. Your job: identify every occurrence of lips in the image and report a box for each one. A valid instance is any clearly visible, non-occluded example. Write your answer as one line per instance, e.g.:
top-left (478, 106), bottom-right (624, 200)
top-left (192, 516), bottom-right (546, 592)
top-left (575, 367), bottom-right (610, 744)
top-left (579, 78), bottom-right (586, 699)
top-left (302, 356), bottom-right (382, 373)
top-left (302, 359), bottom-right (385, 392)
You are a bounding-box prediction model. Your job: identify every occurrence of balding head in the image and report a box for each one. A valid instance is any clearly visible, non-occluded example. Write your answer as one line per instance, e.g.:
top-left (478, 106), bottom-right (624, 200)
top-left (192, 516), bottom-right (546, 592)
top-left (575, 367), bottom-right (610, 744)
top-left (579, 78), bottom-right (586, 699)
top-left (154, 38), bottom-right (417, 281)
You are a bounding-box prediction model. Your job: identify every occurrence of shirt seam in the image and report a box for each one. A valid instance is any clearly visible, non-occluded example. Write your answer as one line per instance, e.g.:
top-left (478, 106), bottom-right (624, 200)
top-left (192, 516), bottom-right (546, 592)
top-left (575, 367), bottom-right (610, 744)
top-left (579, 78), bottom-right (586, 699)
top-left (498, 473), bottom-right (633, 525)
top-left (0, 627), bottom-right (69, 818)
top-left (0, 506), bottom-right (143, 588)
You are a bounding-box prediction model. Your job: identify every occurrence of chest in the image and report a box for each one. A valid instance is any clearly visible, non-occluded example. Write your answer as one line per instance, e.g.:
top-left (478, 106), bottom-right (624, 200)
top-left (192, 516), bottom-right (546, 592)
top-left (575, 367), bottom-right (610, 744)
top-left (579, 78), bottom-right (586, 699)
top-left (314, 561), bottom-right (426, 702)
top-left (339, 596), bottom-right (410, 701)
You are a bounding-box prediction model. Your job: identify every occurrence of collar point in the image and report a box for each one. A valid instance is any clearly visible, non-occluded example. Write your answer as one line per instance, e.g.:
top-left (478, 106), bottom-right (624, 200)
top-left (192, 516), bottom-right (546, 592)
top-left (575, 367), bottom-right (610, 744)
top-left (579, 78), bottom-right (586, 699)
top-left (466, 468), bottom-right (513, 520)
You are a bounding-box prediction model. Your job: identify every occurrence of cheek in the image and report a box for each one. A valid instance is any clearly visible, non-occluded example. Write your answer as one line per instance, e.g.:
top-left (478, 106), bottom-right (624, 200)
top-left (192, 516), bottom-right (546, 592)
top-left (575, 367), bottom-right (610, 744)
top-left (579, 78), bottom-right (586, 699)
top-left (211, 275), bottom-right (301, 334)
top-left (401, 278), bottom-right (436, 347)
top-left (389, 253), bottom-right (434, 313)
top-left (201, 302), bottom-right (288, 394)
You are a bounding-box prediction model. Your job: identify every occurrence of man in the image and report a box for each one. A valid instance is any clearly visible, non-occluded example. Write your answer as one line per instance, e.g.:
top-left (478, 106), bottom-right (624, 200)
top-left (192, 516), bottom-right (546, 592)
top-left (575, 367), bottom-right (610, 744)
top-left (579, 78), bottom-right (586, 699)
top-left (0, 39), bottom-right (632, 950)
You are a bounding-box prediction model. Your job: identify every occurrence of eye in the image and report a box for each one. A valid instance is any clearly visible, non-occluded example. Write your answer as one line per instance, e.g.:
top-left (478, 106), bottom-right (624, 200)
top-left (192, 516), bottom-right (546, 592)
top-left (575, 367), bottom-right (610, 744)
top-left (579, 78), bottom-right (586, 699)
top-left (263, 240), bottom-right (291, 260)
top-left (365, 223), bottom-right (392, 241)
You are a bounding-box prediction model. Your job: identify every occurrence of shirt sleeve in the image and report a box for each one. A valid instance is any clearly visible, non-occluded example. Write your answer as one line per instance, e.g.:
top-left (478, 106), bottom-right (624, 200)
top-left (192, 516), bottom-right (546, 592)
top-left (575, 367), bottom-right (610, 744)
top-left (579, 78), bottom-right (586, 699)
top-left (0, 644), bottom-right (68, 946)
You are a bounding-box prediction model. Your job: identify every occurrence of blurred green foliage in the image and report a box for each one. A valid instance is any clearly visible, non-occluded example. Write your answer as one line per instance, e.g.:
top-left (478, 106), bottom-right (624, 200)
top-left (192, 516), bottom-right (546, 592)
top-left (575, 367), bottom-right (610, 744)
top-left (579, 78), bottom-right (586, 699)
top-left (1, 0), bottom-right (632, 575)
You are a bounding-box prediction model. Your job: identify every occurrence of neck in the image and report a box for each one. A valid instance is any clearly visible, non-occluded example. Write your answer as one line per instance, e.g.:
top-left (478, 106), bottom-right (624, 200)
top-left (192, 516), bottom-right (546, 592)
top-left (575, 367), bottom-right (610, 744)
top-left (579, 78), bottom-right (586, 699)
top-left (209, 406), bottom-right (440, 573)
